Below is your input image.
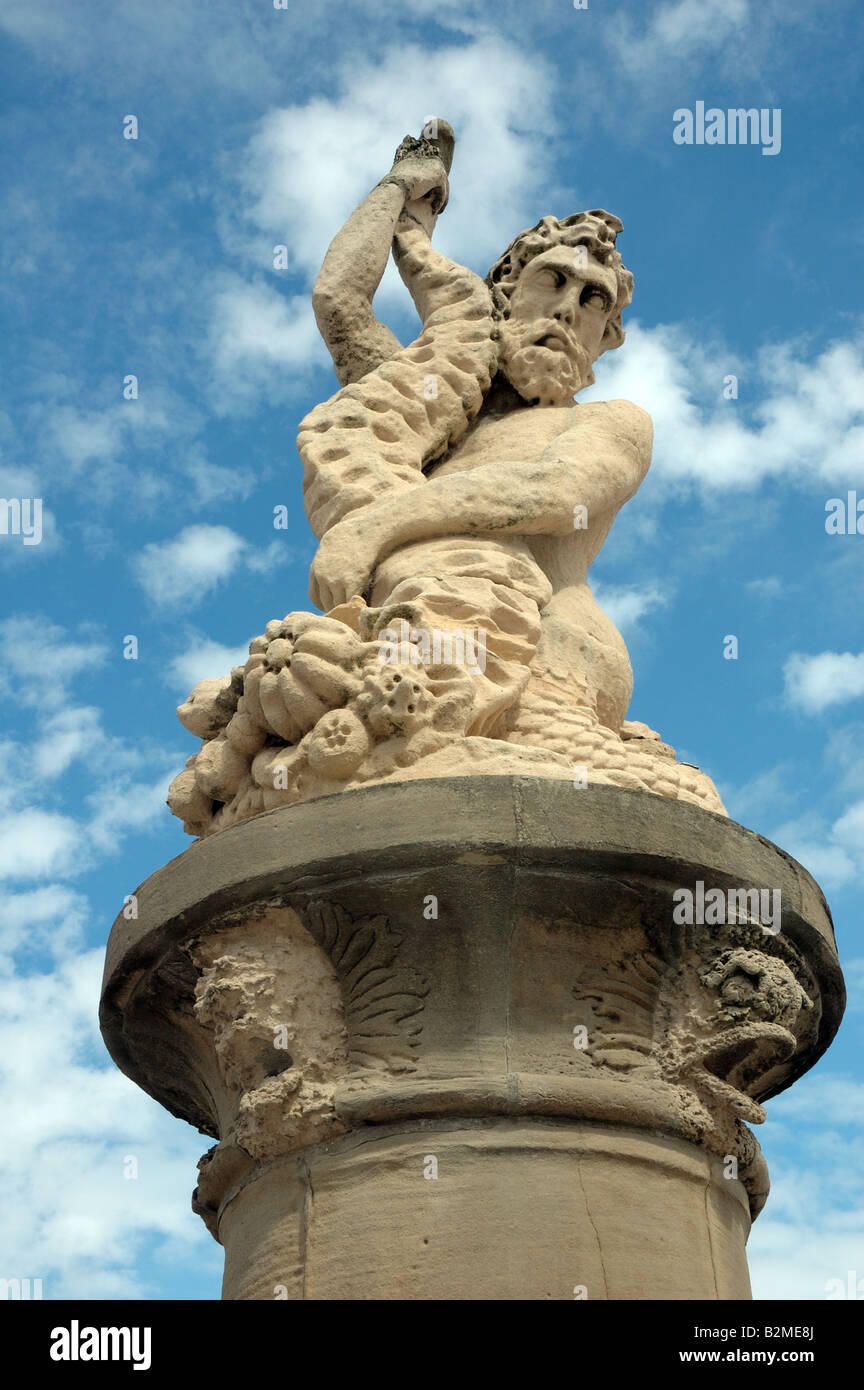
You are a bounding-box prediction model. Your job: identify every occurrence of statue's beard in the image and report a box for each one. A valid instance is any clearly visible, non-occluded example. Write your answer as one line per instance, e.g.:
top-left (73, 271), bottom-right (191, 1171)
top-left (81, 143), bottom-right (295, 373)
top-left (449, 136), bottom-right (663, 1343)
top-left (497, 317), bottom-right (595, 406)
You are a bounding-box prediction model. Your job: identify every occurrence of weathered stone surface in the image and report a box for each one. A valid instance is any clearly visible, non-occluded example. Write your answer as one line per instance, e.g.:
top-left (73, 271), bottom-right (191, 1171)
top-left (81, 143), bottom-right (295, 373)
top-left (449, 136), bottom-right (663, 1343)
top-left (168, 123), bottom-right (724, 838)
top-left (217, 1125), bottom-right (754, 1301)
top-left (100, 779), bottom-right (844, 1300)
top-left (101, 121), bottom-right (845, 1302)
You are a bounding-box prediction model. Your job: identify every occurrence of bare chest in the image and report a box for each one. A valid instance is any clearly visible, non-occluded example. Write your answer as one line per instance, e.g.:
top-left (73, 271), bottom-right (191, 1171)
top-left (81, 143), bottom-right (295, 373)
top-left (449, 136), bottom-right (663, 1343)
top-left (429, 404), bottom-right (579, 478)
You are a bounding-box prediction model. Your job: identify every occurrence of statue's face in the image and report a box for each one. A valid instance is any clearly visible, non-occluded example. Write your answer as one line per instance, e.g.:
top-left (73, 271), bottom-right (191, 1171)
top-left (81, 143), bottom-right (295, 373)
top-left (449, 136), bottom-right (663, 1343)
top-left (497, 245), bottom-right (619, 406)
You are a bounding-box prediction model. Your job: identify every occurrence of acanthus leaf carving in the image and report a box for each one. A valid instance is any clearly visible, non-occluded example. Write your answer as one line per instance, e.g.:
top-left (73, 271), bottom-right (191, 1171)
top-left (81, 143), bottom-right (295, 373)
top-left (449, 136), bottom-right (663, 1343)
top-left (299, 900), bottom-right (429, 1073)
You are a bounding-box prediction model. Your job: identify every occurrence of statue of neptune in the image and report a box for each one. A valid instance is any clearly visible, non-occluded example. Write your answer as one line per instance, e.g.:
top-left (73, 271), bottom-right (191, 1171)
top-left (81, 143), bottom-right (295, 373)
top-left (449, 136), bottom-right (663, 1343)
top-left (169, 123), bottom-right (725, 836)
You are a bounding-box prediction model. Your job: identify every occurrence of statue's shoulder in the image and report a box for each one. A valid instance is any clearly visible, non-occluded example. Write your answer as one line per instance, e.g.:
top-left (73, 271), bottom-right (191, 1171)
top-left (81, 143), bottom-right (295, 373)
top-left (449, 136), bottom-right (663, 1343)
top-left (569, 399), bottom-right (653, 458)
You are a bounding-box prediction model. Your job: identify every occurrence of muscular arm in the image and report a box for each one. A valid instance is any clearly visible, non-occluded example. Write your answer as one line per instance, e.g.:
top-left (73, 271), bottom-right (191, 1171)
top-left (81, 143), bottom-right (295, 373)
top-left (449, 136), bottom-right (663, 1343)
top-left (312, 179), bottom-right (406, 387)
top-left (310, 401), bottom-right (653, 610)
top-left (312, 138), bottom-right (451, 387)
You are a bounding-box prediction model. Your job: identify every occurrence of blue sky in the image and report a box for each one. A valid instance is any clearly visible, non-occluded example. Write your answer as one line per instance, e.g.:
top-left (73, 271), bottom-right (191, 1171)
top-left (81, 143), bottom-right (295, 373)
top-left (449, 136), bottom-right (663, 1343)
top-left (0, 0), bottom-right (862, 1300)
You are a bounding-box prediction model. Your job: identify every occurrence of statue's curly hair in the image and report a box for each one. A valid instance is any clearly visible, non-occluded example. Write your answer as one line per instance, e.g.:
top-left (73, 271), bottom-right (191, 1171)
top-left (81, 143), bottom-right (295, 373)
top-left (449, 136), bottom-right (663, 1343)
top-left (486, 210), bottom-right (634, 354)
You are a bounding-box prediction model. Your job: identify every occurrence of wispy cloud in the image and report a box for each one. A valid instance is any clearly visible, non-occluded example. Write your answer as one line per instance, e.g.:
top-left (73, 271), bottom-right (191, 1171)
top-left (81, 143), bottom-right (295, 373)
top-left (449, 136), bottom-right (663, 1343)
top-left (0, 616), bottom-right (108, 709)
top-left (228, 38), bottom-right (559, 283)
top-left (592, 581), bottom-right (669, 635)
top-left (131, 525), bottom-right (249, 606)
top-left (582, 324), bottom-right (864, 492)
top-left (0, 945), bottom-right (219, 1298)
top-left (167, 636), bottom-right (251, 693)
top-left (784, 651), bottom-right (864, 714)
top-left (131, 524), bottom-right (297, 607)
top-left (770, 800), bottom-right (864, 889)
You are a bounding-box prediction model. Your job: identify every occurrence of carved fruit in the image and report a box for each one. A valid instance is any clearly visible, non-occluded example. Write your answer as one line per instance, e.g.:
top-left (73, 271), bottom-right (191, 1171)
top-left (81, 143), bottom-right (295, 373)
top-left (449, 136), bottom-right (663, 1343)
top-left (251, 743), bottom-right (306, 794)
top-left (256, 669), bottom-right (304, 742)
top-left (225, 699), bottom-right (268, 757)
top-left (306, 709), bottom-right (370, 779)
top-left (177, 675), bottom-right (238, 739)
top-left (193, 737), bottom-right (250, 801)
top-left (359, 665), bottom-right (428, 737)
top-left (290, 651), bottom-right (360, 707)
top-left (241, 615), bottom-right (367, 743)
top-left (168, 766), bottom-right (212, 832)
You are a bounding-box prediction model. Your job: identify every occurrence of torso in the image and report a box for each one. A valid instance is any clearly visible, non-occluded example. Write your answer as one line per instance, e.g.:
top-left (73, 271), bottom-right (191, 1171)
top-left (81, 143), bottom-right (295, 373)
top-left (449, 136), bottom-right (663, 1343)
top-left (428, 401), bottom-right (577, 480)
top-left (426, 397), bottom-right (650, 729)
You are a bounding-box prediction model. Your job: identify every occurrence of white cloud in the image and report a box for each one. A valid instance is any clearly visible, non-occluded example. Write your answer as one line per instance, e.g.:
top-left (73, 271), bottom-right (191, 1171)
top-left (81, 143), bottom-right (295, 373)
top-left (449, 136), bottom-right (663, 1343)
top-left (748, 1073), bottom-right (864, 1299)
top-left (131, 524), bottom-right (247, 606)
top-left (0, 946), bottom-right (220, 1298)
top-left (653, 0), bottom-right (750, 48)
top-left (0, 687), bottom-right (182, 879)
top-left (844, 958), bottom-right (864, 1014)
top-left (745, 576), bottom-right (782, 599)
top-left (210, 282), bottom-right (315, 365)
top-left (32, 381), bottom-right (252, 510)
top-left (39, 388), bottom-right (195, 484)
top-left (207, 275), bottom-right (327, 411)
top-left (598, 0), bottom-right (820, 99)
top-left (721, 763), bottom-right (795, 829)
top-left (607, 0), bottom-right (751, 75)
top-left (0, 884), bottom-right (87, 964)
top-left (203, 35), bottom-right (560, 407)
top-left (45, 402), bottom-right (134, 470)
top-left (85, 771), bottom-right (177, 856)
top-left (784, 651), bottom-right (864, 714)
top-left (0, 808), bottom-right (81, 882)
top-left (582, 323), bottom-right (864, 492)
top-left (770, 800), bottom-right (864, 889)
top-left (750, 1220), bottom-right (864, 1300)
top-left (167, 637), bottom-right (251, 694)
top-left (0, 698), bottom-right (218, 1294)
top-left (132, 525), bottom-right (297, 606)
top-left (592, 581), bottom-right (668, 634)
top-left (230, 38), bottom-right (558, 286)
top-left (32, 705), bottom-right (103, 778)
top-left (0, 0), bottom-right (282, 104)
top-left (18, 701), bottom-right (182, 809)
top-left (2, 0), bottom-right (859, 1307)
top-left (185, 445), bottom-right (255, 504)
top-left (824, 723), bottom-right (864, 797)
top-left (772, 1077), bottom-right (864, 1126)
top-left (833, 800), bottom-right (864, 860)
top-left (246, 538), bottom-right (304, 574)
top-left (0, 615), bottom-right (108, 709)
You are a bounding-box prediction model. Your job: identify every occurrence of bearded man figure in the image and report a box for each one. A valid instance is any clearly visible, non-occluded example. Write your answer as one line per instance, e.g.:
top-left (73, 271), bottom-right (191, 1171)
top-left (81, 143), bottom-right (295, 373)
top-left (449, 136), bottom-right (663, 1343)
top-left (114, 122), bottom-right (845, 1315)
top-left (168, 121), bottom-right (725, 838)
top-left (300, 122), bottom-right (724, 812)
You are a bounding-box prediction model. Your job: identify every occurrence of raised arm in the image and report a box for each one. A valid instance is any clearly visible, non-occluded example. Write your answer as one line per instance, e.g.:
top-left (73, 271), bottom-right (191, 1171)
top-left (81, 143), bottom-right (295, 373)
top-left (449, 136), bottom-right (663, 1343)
top-left (312, 124), bottom-right (454, 386)
top-left (309, 400), bottom-right (653, 610)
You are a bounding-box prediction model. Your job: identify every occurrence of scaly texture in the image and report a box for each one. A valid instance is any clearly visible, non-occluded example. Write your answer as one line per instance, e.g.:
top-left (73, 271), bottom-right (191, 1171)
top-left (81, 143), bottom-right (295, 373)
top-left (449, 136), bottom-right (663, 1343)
top-left (298, 219), bottom-right (498, 538)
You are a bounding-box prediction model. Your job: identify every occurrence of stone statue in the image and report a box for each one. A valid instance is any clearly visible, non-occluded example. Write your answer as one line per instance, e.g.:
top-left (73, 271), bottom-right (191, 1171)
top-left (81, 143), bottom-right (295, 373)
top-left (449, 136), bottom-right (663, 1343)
top-left (106, 122), bottom-right (843, 1302)
top-left (169, 122), bottom-right (725, 837)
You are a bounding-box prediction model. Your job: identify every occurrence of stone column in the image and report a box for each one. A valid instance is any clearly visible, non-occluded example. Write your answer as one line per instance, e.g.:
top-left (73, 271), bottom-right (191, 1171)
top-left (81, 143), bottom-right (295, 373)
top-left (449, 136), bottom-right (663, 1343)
top-left (100, 778), bottom-right (844, 1301)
